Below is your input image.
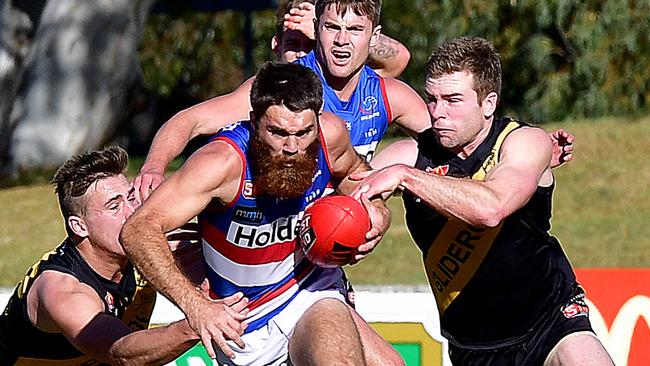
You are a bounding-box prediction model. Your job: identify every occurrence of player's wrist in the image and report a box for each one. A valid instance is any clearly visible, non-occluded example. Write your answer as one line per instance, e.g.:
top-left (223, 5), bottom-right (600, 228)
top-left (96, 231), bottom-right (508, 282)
top-left (393, 164), bottom-right (412, 191)
top-left (139, 161), bottom-right (165, 176)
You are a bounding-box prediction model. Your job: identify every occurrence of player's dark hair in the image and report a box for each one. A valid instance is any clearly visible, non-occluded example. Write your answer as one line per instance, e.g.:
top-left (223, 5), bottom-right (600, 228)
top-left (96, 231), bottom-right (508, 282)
top-left (250, 61), bottom-right (323, 119)
top-left (51, 146), bottom-right (128, 236)
top-left (275, 0), bottom-right (316, 39)
top-left (426, 36), bottom-right (502, 105)
top-left (315, 0), bottom-right (382, 28)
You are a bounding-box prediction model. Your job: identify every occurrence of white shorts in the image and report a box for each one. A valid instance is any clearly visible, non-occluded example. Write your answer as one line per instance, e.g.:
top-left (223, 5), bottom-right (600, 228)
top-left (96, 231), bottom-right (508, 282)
top-left (216, 269), bottom-right (345, 366)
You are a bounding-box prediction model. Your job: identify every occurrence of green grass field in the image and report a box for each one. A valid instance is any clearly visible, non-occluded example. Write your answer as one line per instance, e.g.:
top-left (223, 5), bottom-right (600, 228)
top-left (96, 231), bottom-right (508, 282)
top-left (1, 116), bottom-right (649, 288)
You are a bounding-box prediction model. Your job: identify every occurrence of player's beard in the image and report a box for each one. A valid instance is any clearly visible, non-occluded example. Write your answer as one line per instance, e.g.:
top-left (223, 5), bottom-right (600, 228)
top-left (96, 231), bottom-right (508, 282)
top-left (250, 133), bottom-right (320, 198)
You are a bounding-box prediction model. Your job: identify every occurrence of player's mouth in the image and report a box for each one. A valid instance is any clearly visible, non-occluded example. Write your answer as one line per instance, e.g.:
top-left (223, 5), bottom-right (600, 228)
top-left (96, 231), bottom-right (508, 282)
top-left (331, 49), bottom-right (352, 65)
top-left (433, 127), bottom-right (454, 136)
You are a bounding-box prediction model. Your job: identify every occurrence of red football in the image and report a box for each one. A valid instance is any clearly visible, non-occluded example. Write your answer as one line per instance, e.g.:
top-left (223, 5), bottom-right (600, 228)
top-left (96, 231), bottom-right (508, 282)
top-left (299, 195), bottom-right (371, 268)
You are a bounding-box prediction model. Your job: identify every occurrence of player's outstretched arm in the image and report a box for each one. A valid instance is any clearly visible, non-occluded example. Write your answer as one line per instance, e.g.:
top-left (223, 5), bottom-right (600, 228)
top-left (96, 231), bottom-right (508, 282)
top-left (134, 78), bottom-right (254, 201)
top-left (369, 138), bottom-right (418, 170)
top-left (28, 272), bottom-right (198, 365)
top-left (109, 291), bottom-right (248, 365)
top-left (106, 320), bottom-right (197, 365)
top-left (122, 141), bottom-right (249, 359)
top-left (354, 127), bottom-right (553, 228)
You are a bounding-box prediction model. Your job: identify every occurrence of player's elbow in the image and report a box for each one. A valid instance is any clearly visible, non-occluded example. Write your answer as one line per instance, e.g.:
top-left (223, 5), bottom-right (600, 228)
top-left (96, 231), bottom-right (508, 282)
top-left (395, 44), bottom-right (411, 74)
top-left (107, 347), bottom-right (139, 366)
top-left (106, 355), bottom-right (131, 366)
top-left (384, 45), bottom-right (411, 78)
top-left (469, 206), bottom-right (506, 228)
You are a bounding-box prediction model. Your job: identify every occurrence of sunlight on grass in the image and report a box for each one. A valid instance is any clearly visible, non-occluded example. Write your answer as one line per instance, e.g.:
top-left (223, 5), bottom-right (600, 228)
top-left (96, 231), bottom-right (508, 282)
top-left (0, 185), bottom-right (66, 286)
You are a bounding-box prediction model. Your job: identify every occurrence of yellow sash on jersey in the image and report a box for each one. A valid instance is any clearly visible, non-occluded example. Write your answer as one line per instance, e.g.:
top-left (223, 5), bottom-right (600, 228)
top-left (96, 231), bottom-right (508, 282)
top-left (424, 120), bottom-right (520, 314)
top-left (122, 269), bottom-right (156, 331)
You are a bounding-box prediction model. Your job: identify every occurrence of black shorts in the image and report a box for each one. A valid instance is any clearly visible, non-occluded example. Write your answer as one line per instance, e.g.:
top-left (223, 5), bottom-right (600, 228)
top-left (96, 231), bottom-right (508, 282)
top-left (448, 287), bottom-right (595, 366)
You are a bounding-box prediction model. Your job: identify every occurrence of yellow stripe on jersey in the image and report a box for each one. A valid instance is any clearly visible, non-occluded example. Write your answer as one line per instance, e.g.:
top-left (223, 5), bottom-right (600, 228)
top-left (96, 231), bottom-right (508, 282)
top-left (17, 249), bottom-right (58, 299)
top-left (424, 119), bottom-right (521, 314)
top-left (122, 269), bottom-right (156, 331)
top-left (471, 120), bottom-right (520, 181)
top-left (424, 221), bottom-right (502, 313)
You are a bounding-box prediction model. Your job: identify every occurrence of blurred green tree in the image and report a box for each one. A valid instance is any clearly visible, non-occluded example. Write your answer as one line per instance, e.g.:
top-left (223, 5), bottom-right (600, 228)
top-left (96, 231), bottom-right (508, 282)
top-left (140, 9), bottom-right (275, 100)
top-left (139, 0), bottom-right (650, 124)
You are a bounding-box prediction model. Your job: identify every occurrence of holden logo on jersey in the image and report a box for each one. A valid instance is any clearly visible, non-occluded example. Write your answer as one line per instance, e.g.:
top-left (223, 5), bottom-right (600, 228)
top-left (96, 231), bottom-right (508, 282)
top-left (360, 96), bottom-right (378, 113)
top-left (426, 165), bottom-right (449, 176)
top-left (227, 214), bottom-right (301, 248)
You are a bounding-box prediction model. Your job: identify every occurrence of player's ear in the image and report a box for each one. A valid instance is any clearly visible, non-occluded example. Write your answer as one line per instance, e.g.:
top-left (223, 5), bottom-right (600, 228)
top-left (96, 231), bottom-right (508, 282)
top-left (250, 111), bottom-right (257, 127)
top-left (271, 35), bottom-right (281, 59)
top-left (68, 215), bottom-right (89, 238)
top-left (482, 91), bottom-right (498, 119)
top-left (370, 25), bottom-right (382, 48)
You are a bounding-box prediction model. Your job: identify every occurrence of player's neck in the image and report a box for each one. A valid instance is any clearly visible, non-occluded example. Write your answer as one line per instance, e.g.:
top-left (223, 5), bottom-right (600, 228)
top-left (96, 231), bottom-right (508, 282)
top-left (455, 119), bottom-right (494, 159)
top-left (320, 63), bottom-right (363, 102)
top-left (77, 239), bottom-right (128, 283)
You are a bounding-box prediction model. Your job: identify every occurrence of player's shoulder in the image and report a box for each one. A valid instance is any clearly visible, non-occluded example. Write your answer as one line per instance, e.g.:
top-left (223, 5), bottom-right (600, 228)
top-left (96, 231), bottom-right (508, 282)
top-left (501, 124), bottom-right (553, 162)
top-left (36, 270), bottom-right (89, 295)
top-left (382, 77), bottom-right (422, 106)
top-left (319, 112), bottom-right (349, 143)
top-left (382, 76), bottom-right (415, 91)
top-left (182, 139), bottom-right (244, 180)
top-left (33, 270), bottom-right (102, 311)
top-left (507, 124), bottom-right (552, 147)
top-left (319, 112), bottom-right (354, 159)
top-left (28, 270), bottom-right (105, 334)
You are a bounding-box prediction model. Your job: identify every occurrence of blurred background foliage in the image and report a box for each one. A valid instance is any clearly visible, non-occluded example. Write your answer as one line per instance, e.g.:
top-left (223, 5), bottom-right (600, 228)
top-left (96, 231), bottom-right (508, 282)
top-left (138, 0), bottom-right (650, 126)
top-left (139, 9), bottom-right (275, 99)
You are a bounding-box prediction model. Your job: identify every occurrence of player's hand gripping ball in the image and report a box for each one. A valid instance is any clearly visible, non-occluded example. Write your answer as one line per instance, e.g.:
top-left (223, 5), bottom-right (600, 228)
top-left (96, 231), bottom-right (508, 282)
top-left (299, 195), bottom-right (371, 268)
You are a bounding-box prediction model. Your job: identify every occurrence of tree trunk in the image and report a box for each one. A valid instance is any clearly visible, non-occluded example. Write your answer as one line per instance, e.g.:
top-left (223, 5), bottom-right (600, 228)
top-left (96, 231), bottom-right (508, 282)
top-left (0, 0), bottom-right (36, 176)
top-left (3, 0), bottom-right (153, 175)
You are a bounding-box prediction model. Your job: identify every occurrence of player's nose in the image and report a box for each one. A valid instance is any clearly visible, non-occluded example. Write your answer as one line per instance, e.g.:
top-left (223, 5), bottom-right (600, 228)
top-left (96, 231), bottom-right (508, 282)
top-left (283, 136), bottom-right (299, 155)
top-left (334, 29), bottom-right (350, 45)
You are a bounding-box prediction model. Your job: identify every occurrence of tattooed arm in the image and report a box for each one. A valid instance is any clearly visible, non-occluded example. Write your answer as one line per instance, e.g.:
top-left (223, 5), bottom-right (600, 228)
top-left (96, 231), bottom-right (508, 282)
top-left (367, 34), bottom-right (411, 78)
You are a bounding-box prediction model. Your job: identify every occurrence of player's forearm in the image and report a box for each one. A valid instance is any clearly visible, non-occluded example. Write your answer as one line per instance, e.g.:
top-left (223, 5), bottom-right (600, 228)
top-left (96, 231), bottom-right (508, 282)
top-left (399, 166), bottom-right (504, 227)
top-left (120, 212), bottom-right (201, 311)
top-left (108, 320), bottom-right (198, 366)
top-left (141, 113), bottom-right (197, 175)
top-left (337, 159), bottom-right (372, 195)
top-left (367, 34), bottom-right (410, 78)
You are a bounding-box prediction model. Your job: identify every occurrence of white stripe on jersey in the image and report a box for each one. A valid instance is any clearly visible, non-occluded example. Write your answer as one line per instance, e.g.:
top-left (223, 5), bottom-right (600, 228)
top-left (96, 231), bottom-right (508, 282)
top-left (202, 240), bottom-right (299, 287)
top-left (243, 270), bottom-right (314, 323)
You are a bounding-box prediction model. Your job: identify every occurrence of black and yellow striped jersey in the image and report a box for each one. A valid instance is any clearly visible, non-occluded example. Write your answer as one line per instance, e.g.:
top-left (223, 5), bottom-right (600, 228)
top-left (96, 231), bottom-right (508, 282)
top-left (0, 239), bottom-right (155, 365)
top-left (403, 117), bottom-right (578, 348)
